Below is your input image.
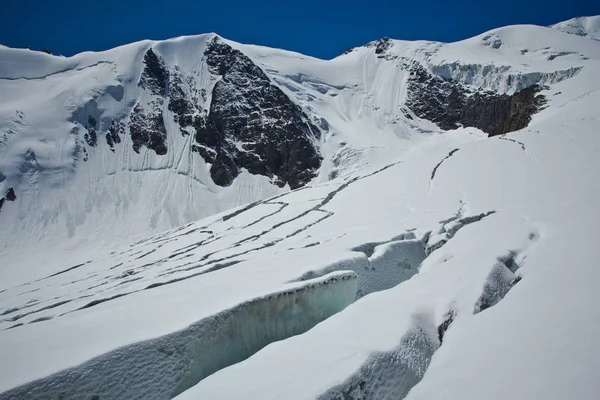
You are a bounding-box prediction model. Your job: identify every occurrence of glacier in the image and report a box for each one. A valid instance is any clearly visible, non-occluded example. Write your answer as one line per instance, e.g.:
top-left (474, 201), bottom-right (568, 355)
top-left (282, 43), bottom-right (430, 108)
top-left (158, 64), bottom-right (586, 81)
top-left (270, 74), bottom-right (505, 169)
top-left (1, 15), bottom-right (600, 400)
top-left (0, 272), bottom-right (356, 400)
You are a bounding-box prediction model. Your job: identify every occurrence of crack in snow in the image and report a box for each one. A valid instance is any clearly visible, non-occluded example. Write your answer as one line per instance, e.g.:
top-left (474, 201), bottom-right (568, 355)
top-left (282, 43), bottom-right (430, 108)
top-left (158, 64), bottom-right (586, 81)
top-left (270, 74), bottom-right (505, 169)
top-left (430, 149), bottom-right (459, 181)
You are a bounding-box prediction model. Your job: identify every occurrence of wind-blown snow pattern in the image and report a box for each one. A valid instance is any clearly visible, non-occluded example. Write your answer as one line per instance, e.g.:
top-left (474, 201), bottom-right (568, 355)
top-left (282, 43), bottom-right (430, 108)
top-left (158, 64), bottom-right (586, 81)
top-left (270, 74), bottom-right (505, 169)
top-left (1, 16), bottom-right (600, 400)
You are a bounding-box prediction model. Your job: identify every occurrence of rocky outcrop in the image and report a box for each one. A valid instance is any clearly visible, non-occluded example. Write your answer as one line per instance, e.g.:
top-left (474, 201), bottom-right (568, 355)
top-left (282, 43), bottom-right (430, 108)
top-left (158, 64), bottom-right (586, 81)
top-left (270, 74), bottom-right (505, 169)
top-left (129, 48), bottom-right (169, 155)
top-left (168, 66), bottom-right (204, 137)
top-left (84, 116), bottom-right (97, 147)
top-left (5, 187), bottom-right (16, 201)
top-left (129, 102), bottom-right (168, 155)
top-left (193, 38), bottom-right (322, 188)
top-left (0, 187), bottom-right (16, 214)
top-left (406, 64), bottom-right (546, 136)
top-left (106, 121), bottom-right (123, 151)
top-left (486, 85), bottom-right (546, 136)
top-left (138, 48), bottom-right (169, 97)
top-left (364, 37), bottom-right (398, 60)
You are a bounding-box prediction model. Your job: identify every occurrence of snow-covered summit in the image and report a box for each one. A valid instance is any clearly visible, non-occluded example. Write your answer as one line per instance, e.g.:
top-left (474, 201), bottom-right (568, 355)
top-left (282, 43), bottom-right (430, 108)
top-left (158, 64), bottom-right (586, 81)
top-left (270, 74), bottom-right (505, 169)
top-left (551, 15), bottom-right (600, 41)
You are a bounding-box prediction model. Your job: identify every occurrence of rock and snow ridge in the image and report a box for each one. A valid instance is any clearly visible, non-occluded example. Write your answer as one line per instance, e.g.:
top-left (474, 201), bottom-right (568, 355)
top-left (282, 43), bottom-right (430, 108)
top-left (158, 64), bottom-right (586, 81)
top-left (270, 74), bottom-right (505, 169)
top-left (1, 16), bottom-right (600, 400)
top-left (2, 19), bottom-right (599, 269)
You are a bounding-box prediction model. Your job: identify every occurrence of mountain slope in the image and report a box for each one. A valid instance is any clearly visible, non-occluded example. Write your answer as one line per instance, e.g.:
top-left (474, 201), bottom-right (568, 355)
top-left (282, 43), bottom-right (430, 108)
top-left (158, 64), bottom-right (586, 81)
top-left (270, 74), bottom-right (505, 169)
top-left (2, 21), bottom-right (598, 274)
top-left (1, 17), bottom-right (600, 400)
top-left (551, 15), bottom-right (600, 41)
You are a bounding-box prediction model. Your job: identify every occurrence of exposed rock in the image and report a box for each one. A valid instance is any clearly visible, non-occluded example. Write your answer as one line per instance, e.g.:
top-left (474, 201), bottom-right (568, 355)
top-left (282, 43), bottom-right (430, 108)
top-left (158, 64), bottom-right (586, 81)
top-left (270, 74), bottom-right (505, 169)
top-left (437, 310), bottom-right (455, 344)
top-left (364, 37), bottom-right (397, 60)
top-left (194, 38), bottom-right (322, 188)
top-left (5, 187), bottom-right (16, 201)
top-left (84, 116), bottom-right (98, 147)
top-left (365, 37), bottom-right (392, 54)
top-left (168, 66), bottom-right (199, 136)
top-left (106, 121), bottom-right (123, 151)
top-left (481, 34), bottom-right (502, 49)
top-left (138, 48), bottom-right (169, 97)
top-left (488, 85), bottom-right (547, 136)
top-left (374, 37), bottom-right (392, 55)
top-left (129, 103), bottom-right (168, 155)
top-left (191, 145), bottom-right (216, 163)
top-left (0, 187), bottom-right (16, 214)
top-left (406, 63), bottom-right (546, 136)
top-left (126, 48), bottom-right (171, 155)
top-left (84, 129), bottom-right (97, 147)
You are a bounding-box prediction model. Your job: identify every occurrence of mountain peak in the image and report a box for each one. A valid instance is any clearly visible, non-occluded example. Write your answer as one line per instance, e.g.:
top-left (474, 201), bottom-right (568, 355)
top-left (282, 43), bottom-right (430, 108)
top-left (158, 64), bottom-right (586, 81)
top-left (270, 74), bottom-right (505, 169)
top-left (550, 15), bottom-right (600, 41)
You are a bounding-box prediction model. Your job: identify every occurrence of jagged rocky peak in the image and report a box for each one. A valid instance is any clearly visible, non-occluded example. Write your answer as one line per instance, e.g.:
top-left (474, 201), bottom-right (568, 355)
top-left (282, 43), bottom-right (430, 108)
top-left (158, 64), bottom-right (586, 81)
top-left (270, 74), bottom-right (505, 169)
top-left (365, 37), bottom-right (392, 54)
top-left (363, 37), bottom-right (397, 59)
top-left (130, 47), bottom-right (169, 155)
top-left (405, 63), bottom-right (547, 136)
top-left (168, 65), bottom-right (204, 134)
top-left (124, 38), bottom-right (322, 188)
top-left (138, 47), bottom-right (169, 96)
top-left (193, 37), bottom-right (322, 188)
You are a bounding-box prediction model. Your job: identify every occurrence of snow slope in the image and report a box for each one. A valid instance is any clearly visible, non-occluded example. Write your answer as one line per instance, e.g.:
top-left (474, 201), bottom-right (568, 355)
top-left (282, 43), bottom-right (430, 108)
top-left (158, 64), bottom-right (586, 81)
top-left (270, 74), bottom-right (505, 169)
top-left (1, 16), bottom-right (600, 400)
top-left (551, 16), bottom-right (600, 41)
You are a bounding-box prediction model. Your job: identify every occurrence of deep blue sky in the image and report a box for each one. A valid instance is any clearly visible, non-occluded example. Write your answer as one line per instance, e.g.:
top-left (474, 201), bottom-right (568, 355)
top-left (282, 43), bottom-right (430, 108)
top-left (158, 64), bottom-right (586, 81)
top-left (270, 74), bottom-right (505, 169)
top-left (2, 0), bottom-right (599, 59)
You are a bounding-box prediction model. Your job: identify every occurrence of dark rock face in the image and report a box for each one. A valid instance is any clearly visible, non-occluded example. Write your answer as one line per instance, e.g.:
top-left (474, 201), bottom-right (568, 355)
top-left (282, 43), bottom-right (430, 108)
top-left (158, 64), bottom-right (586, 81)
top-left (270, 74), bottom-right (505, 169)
top-left (6, 187), bottom-right (16, 201)
top-left (487, 85), bottom-right (547, 136)
top-left (130, 48), bottom-right (170, 155)
top-left (373, 37), bottom-right (392, 55)
top-left (168, 66), bottom-right (200, 136)
top-left (129, 103), bottom-right (168, 155)
top-left (364, 37), bottom-right (397, 60)
top-left (138, 48), bottom-right (169, 97)
top-left (406, 64), bottom-right (546, 136)
top-left (84, 116), bottom-right (98, 147)
top-left (84, 129), bottom-right (97, 147)
top-left (106, 121), bottom-right (123, 151)
top-left (192, 38), bottom-right (322, 188)
top-left (0, 187), bottom-right (16, 214)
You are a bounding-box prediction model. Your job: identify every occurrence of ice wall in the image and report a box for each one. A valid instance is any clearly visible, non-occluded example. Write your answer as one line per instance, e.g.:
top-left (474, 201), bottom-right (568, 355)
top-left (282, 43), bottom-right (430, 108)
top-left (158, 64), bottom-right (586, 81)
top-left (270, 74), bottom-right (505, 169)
top-left (431, 63), bottom-right (582, 94)
top-left (0, 272), bottom-right (357, 400)
top-left (296, 236), bottom-right (427, 299)
top-left (318, 313), bottom-right (438, 400)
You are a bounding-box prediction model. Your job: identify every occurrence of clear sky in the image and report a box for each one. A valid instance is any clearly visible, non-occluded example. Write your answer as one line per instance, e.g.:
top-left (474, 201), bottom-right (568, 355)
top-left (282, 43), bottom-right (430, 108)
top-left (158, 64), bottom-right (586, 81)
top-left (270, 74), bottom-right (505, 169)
top-left (2, 0), bottom-right (599, 59)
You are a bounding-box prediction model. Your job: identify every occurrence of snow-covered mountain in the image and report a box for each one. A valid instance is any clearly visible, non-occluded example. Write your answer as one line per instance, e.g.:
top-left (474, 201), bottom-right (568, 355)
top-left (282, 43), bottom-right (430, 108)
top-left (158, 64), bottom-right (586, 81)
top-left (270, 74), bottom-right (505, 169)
top-left (1, 16), bottom-right (599, 400)
top-left (551, 15), bottom-right (600, 41)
